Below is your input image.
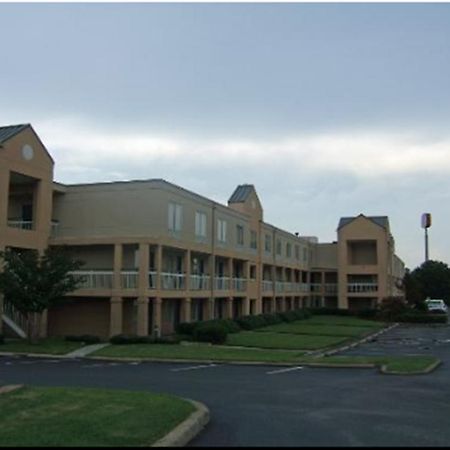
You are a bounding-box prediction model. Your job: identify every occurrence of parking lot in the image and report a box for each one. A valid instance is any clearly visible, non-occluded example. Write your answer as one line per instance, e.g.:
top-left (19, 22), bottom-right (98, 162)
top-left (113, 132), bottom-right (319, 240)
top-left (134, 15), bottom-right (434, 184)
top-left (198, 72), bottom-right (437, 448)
top-left (1, 322), bottom-right (449, 447)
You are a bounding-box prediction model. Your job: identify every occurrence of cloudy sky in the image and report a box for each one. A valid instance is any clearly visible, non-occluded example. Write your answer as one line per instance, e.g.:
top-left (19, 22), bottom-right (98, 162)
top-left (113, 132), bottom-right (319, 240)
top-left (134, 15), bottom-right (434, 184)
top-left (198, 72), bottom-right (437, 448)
top-left (1, 2), bottom-right (449, 269)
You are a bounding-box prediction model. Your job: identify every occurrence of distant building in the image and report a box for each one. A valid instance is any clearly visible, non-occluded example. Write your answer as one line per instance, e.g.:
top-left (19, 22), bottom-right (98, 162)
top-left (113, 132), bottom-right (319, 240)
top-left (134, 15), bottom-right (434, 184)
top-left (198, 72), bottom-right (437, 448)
top-left (0, 124), bottom-right (405, 338)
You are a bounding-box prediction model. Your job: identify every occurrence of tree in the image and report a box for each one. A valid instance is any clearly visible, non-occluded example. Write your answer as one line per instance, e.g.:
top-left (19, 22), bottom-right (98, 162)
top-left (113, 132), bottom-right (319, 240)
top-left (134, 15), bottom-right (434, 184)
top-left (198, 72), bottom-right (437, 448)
top-left (406, 260), bottom-right (450, 305)
top-left (0, 247), bottom-right (84, 343)
top-left (403, 268), bottom-right (424, 307)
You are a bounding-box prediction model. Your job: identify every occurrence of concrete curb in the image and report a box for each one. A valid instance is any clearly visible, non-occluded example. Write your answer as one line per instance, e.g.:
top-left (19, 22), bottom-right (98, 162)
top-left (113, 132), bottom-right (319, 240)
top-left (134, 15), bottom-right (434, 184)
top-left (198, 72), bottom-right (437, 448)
top-left (0, 384), bottom-right (24, 395)
top-left (380, 358), bottom-right (442, 375)
top-left (152, 399), bottom-right (210, 447)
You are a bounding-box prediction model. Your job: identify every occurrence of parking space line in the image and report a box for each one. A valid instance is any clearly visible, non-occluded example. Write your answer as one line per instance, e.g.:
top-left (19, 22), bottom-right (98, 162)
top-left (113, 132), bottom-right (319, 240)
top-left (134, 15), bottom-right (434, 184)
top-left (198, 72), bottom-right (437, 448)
top-left (170, 364), bottom-right (218, 372)
top-left (266, 366), bottom-right (304, 375)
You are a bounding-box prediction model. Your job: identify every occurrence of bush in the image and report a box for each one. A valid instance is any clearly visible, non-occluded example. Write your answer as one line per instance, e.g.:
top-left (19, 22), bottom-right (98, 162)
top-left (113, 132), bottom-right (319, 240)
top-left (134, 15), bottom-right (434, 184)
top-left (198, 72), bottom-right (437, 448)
top-left (193, 324), bottom-right (228, 345)
top-left (308, 307), bottom-right (353, 316)
top-left (65, 335), bottom-right (101, 344)
top-left (0, 334), bottom-right (4, 345)
top-left (379, 296), bottom-right (409, 321)
top-left (176, 322), bottom-right (197, 336)
top-left (356, 308), bottom-right (379, 319)
top-left (236, 315), bottom-right (267, 330)
top-left (397, 312), bottom-right (448, 324)
top-left (110, 334), bottom-right (178, 345)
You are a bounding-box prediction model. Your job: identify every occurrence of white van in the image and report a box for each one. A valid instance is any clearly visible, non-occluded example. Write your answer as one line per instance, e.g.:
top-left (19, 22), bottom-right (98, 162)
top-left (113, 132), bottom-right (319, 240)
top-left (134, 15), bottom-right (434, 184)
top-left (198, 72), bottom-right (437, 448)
top-left (425, 299), bottom-right (448, 314)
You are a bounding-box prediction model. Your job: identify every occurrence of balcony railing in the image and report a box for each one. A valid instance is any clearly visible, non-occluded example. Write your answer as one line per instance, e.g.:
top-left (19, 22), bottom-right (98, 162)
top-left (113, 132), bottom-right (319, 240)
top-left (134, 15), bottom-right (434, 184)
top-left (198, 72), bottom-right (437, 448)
top-left (149, 271), bottom-right (157, 289)
top-left (310, 283), bottom-right (322, 293)
top-left (70, 271), bottom-right (114, 289)
top-left (347, 283), bottom-right (378, 293)
top-left (215, 276), bottom-right (230, 291)
top-left (284, 282), bottom-right (293, 293)
top-left (161, 272), bottom-right (185, 290)
top-left (190, 274), bottom-right (210, 290)
top-left (324, 283), bottom-right (338, 294)
top-left (121, 271), bottom-right (139, 289)
top-left (275, 281), bottom-right (284, 293)
top-left (262, 280), bottom-right (273, 292)
top-left (232, 278), bottom-right (247, 292)
top-left (7, 220), bottom-right (33, 230)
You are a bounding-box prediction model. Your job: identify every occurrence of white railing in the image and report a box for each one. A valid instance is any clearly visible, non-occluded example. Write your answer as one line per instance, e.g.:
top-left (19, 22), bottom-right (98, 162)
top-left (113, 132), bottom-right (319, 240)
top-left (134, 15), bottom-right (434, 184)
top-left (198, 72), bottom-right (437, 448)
top-left (190, 274), bottom-right (210, 290)
top-left (324, 283), bottom-right (338, 294)
top-left (121, 271), bottom-right (139, 289)
top-left (262, 280), bottom-right (273, 292)
top-left (275, 281), bottom-right (284, 293)
top-left (232, 278), bottom-right (247, 292)
top-left (70, 271), bottom-right (114, 289)
top-left (215, 277), bottom-right (230, 290)
top-left (347, 283), bottom-right (378, 293)
top-left (299, 283), bottom-right (310, 293)
top-left (310, 283), bottom-right (322, 293)
top-left (149, 271), bottom-right (157, 289)
top-left (161, 272), bottom-right (185, 290)
top-left (284, 282), bottom-right (293, 293)
top-left (7, 220), bottom-right (33, 230)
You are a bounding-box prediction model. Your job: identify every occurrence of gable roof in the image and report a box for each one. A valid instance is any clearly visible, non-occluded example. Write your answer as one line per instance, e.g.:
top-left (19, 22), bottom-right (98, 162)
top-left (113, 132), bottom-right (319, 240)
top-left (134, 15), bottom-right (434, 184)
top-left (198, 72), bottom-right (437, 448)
top-left (338, 214), bottom-right (389, 231)
top-left (228, 184), bottom-right (255, 203)
top-left (0, 124), bottom-right (30, 144)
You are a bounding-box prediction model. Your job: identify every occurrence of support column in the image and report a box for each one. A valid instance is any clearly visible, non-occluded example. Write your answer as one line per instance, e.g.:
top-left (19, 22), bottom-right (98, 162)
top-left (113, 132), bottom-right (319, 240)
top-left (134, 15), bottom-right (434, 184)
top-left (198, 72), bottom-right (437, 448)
top-left (137, 297), bottom-right (149, 336)
top-left (110, 296), bottom-right (123, 337)
top-left (185, 249), bottom-right (191, 292)
top-left (226, 297), bottom-right (233, 319)
top-left (228, 258), bottom-right (234, 291)
top-left (113, 243), bottom-right (123, 294)
top-left (243, 296), bottom-right (250, 316)
top-left (156, 245), bottom-right (163, 291)
top-left (181, 298), bottom-right (192, 323)
top-left (203, 297), bottom-right (215, 320)
top-left (152, 298), bottom-right (162, 337)
top-left (138, 243), bottom-right (149, 294)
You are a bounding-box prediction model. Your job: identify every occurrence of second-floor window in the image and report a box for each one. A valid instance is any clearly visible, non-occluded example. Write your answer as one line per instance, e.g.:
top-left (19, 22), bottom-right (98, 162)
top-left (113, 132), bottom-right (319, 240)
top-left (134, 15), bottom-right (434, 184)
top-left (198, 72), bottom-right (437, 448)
top-left (276, 239), bottom-right (282, 256)
top-left (265, 234), bottom-right (272, 253)
top-left (250, 230), bottom-right (257, 250)
top-left (295, 245), bottom-right (300, 260)
top-left (168, 202), bottom-right (183, 232)
top-left (195, 211), bottom-right (207, 238)
top-left (236, 225), bottom-right (244, 246)
top-left (286, 243), bottom-right (292, 258)
top-left (217, 219), bottom-right (227, 243)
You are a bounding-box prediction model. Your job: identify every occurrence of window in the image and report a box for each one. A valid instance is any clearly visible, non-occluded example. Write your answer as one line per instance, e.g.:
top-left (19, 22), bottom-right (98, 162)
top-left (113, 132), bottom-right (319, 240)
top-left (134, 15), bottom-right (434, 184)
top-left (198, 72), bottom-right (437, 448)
top-left (265, 234), bottom-right (272, 253)
top-left (195, 211), bottom-right (207, 238)
top-left (168, 202), bottom-right (182, 232)
top-left (236, 225), bottom-right (244, 246)
top-left (217, 219), bottom-right (227, 243)
top-left (250, 230), bottom-right (257, 250)
top-left (303, 247), bottom-right (308, 262)
top-left (295, 245), bottom-right (300, 260)
top-left (250, 265), bottom-right (257, 279)
top-left (276, 239), bottom-right (282, 256)
top-left (286, 243), bottom-right (292, 258)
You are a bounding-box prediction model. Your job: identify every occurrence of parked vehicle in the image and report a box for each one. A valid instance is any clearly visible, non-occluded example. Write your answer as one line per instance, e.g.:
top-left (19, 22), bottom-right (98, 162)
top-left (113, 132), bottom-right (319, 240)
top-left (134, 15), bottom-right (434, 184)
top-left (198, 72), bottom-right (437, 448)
top-left (425, 299), bottom-right (448, 314)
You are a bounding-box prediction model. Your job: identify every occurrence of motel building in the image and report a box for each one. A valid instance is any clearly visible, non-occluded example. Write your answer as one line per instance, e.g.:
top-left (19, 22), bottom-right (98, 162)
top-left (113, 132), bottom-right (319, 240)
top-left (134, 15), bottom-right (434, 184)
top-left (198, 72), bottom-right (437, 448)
top-left (0, 124), bottom-right (406, 339)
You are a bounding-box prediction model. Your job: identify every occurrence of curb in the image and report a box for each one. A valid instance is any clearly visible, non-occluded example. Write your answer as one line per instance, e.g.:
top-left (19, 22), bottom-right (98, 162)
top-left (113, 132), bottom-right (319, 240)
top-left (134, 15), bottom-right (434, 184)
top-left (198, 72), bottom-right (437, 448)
top-left (0, 384), bottom-right (24, 395)
top-left (152, 399), bottom-right (210, 447)
top-left (380, 358), bottom-right (442, 375)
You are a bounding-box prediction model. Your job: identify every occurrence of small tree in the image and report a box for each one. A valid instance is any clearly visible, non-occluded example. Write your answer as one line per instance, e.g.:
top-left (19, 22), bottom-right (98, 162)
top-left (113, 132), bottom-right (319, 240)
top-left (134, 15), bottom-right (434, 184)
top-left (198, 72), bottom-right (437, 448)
top-left (0, 247), bottom-right (84, 343)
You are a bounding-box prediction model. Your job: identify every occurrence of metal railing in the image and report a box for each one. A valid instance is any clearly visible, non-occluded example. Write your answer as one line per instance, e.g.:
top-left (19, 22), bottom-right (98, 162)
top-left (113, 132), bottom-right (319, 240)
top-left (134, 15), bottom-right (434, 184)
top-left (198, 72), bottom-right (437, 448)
top-left (347, 283), bottom-right (378, 293)
top-left (310, 283), bottom-right (322, 293)
top-left (262, 280), bottom-right (273, 292)
top-left (190, 274), bottom-right (210, 290)
top-left (232, 278), bottom-right (247, 292)
top-left (149, 271), bottom-right (157, 289)
top-left (275, 281), bottom-right (284, 293)
top-left (7, 220), bottom-right (33, 230)
top-left (161, 272), bottom-right (185, 290)
top-left (70, 271), bottom-right (114, 289)
top-left (121, 271), bottom-right (139, 289)
top-left (214, 276), bottom-right (230, 291)
top-left (324, 283), bottom-right (338, 294)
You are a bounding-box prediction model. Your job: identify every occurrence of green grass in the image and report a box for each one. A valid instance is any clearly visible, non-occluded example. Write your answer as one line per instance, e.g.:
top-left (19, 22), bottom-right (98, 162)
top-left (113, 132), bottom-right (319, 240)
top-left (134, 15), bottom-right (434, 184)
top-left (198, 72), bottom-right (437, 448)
top-left (94, 343), bottom-right (305, 362)
top-left (305, 315), bottom-right (384, 328)
top-left (257, 323), bottom-right (376, 337)
top-left (0, 338), bottom-right (86, 355)
top-left (226, 331), bottom-right (348, 350)
top-left (0, 386), bottom-right (194, 447)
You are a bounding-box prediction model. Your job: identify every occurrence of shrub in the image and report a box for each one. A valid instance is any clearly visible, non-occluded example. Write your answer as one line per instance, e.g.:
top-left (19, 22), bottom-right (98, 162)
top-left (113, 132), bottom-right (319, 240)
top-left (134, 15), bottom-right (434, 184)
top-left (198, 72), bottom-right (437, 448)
top-left (262, 313), bottom-right (283, 326)
top-left (379, 296), bottom-right (409, 321)
top-left (193, 324), bottom-right (228, 345)
top-left (356, 308), bottom-right (379, 319)
top-left (65, 335), bottom-right (101, 344)
top-left (176, 322), bottom-right (197, 336)
top-left (110, 334), bottom-right (178, 345)
top-left (279, 311), bottom-right (298, 323)
top-left (0, 334), bottom-right (4, 345)
top-left (236, 315), bottom-right (268, 330)
top-left (397, 312), bottom-right (448, 324)
top-left (308, 307), bottom-right (353, 316)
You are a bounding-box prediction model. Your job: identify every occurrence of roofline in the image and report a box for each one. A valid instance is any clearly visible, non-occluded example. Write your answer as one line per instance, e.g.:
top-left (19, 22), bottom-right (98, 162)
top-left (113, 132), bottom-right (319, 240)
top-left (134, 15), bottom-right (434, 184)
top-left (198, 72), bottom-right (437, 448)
top-left (337, 214), bottom-right (389, 232)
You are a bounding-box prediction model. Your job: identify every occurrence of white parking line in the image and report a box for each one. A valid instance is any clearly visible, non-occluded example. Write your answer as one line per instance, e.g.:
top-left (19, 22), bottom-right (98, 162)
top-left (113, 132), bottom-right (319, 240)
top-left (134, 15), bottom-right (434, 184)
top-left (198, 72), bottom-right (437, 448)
top-left (170, 364), bottom-right (218, 372)
top-left (266, 366), bottom-right (304, 375)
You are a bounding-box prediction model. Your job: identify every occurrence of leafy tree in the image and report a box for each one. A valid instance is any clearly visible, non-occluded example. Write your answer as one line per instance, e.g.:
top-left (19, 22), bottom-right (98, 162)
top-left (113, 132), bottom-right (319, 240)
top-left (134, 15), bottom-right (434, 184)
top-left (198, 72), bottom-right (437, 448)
top-left (403, 268), bottom-right (424, 307)
top-left (0, 247), bottom-right (84, 343)
top-left (409, 260), bottom-right (450, 304)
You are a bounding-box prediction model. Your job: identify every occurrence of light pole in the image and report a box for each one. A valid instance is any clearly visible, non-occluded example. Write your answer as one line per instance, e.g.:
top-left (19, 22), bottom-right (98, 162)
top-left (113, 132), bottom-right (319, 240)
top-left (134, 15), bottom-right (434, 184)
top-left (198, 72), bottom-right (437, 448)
top-left (421, 213), bottom-right (432, 262)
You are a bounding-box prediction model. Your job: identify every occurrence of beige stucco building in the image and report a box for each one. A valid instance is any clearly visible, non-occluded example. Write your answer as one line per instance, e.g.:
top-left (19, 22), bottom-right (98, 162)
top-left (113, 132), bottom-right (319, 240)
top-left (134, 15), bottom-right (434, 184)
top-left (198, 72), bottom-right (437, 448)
top-left (0, 124), bottom-right (406, 339)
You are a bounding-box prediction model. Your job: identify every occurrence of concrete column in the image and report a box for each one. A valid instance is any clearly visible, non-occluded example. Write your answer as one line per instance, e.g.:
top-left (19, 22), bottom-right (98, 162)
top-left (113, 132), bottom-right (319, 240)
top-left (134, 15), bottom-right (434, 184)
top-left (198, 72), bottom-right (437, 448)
top-left (113, 244), bottom-right (123, 294)
top-left (226, 297), bottom-right (233, 319)
top-left (155, 245), bottom-right (163, 291)
top-left (33, 179), bottom-right (53, 239)
top-left (181, 297), bottom-right (192, 323)
top-left (137, 296), bottom-right (149, 336)
top-left (243, 297), bottom-right (250, 316)
top-left (185, 249), bottom-right (191, 292)
top-left (152, 298), bottom-right (162, 337)
top-left (138, 243), bottom-right (149, 294)
top-left (228, 258), bottom-right (233, 290)
top-left (203, 297), bottom-right (215, 320)
top-left (110, 296), bottom-right (123, 337)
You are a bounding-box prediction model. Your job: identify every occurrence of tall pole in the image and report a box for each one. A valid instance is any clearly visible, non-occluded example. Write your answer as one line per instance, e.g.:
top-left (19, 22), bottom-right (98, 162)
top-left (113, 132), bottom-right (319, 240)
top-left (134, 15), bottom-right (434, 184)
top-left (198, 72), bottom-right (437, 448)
top-left (425, 227), bottom-right (429, 262)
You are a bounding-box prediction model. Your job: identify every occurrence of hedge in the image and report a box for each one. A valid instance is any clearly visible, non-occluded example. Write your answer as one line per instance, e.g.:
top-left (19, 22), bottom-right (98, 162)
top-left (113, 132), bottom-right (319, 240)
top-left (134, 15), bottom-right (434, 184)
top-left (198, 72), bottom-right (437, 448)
top-left (396, 312), bottom-right (448, 324)
top-left (193, 323), bottom-right (228, 345)
top-left (65, 335), bottom-right (101, 344)
top-left (0, 334), bottom-right (4, 345)
top-left (110, 334), bottom-right (178, 345)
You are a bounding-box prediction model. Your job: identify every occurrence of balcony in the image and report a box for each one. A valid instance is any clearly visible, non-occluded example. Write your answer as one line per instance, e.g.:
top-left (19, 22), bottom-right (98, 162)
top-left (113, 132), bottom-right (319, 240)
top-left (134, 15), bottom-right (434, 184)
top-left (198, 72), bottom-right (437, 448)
top-left (190, 274), bottom-right (210, 291)
top-left (7, 220), bottom-right (33, 230)
top-left (347, 283), bottom-right (378, 293)
top-left (121, 271), bottom-right (139, 289)
top-left (275, 281), bottom-right (284, 293)
top-left (324, 283), bottom-right (338, 295)
top-left (310, 283), bottom-right (322, 293)
top-left (232, 278), bottom-right (247, 292)
top-left (161, 272), bottom-right (186, 290)
top-left (262, 280), bottom-right (273, 292)
top-left (70, 271), bottom-right (113, 290)
top-left (215, 276), bottom-right (230, 291)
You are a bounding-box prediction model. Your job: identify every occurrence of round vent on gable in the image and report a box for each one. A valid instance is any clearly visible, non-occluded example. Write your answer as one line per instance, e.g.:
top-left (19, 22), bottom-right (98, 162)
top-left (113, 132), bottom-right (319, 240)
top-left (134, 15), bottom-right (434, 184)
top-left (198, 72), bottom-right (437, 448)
top-left (22, 144), bottom-right (34, 161)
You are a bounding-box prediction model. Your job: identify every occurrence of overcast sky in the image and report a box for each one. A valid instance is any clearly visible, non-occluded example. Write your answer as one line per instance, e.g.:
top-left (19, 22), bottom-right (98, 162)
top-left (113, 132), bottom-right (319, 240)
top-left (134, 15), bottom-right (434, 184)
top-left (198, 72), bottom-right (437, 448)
top-left (1, 2), bottom-right (450, 269)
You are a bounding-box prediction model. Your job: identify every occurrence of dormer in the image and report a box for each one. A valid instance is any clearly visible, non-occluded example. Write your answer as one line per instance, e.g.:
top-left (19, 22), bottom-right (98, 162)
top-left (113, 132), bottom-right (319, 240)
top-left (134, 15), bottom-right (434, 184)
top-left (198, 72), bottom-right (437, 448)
top-left (228, 184), bottom-right (263, 222)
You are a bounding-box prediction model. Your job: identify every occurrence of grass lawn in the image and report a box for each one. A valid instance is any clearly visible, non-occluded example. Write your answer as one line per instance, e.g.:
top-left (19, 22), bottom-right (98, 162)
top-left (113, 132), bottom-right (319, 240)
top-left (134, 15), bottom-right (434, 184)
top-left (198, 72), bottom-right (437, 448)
top-left (94, 343), bottom-right (305, 362)
top-left (305, 315), bottom-right (385, 328)
top-left (257, 323), bottom-right (376, 337)
top-left (0, 338), bottom-right (86, 355)
top-left (226, 331), bottom-right (348, 350)
top-left (0, 386), bottom-right (194, 447)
